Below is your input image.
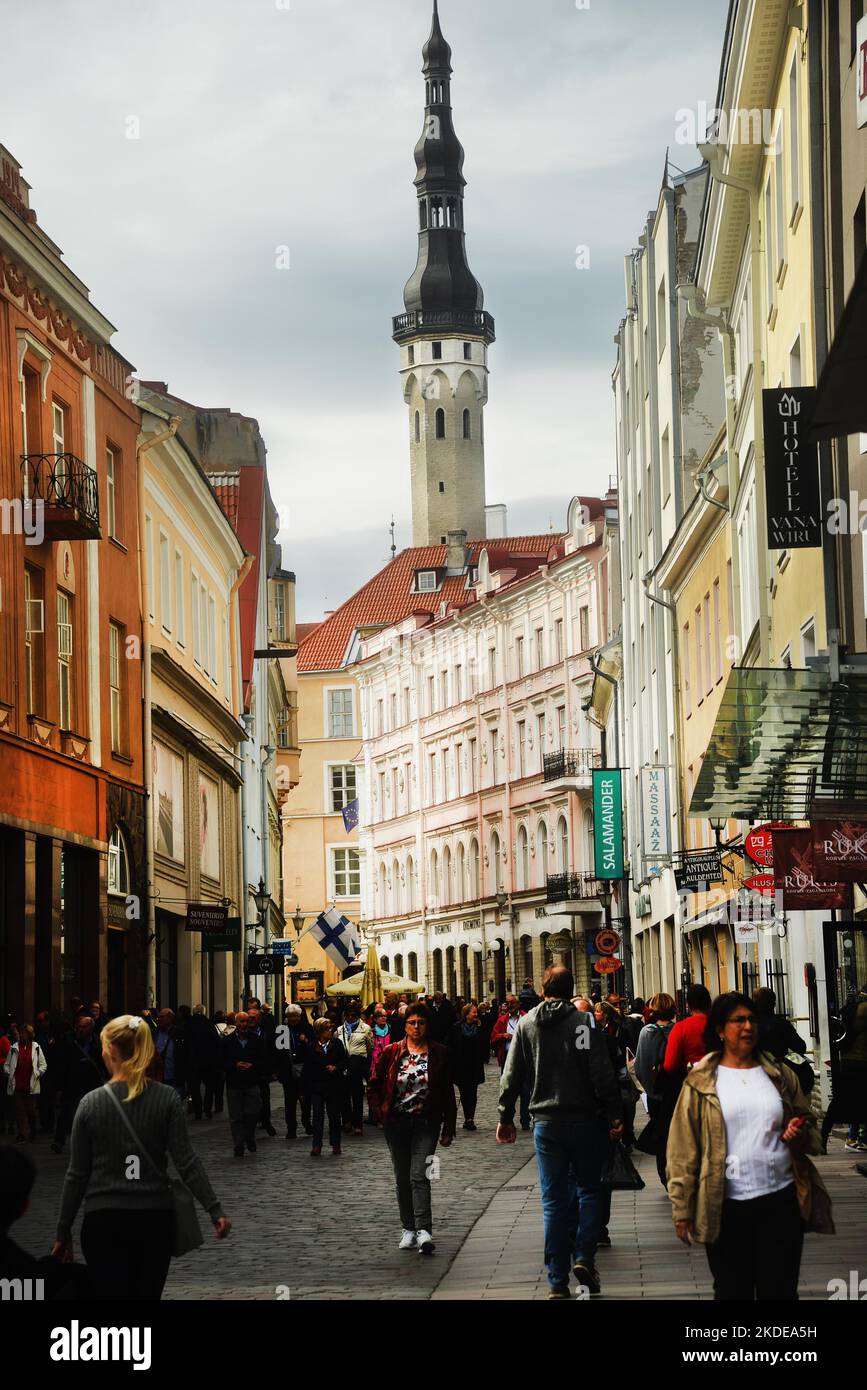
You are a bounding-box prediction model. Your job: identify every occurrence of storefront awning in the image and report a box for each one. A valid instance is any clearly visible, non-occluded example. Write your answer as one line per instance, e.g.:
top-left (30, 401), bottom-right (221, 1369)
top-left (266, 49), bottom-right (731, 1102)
top-left (689, 666), bottom-right (867, 822)
top-left (810, 253), bottom-right (867, 441)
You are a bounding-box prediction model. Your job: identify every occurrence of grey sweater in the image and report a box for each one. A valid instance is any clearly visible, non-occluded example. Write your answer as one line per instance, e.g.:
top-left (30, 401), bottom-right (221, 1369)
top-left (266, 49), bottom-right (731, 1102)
top-left (498, 1000), bottom-right (622, 1125)
top-left (57, 1081), bottom-right (225, 1241)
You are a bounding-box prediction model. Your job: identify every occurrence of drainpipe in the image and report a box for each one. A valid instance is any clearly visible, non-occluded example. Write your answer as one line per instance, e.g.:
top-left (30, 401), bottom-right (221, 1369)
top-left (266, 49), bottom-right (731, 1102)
top-left (136, 416), bottom-right (180, 1008)
top-left (229, 555), bottom-right (254, 1006)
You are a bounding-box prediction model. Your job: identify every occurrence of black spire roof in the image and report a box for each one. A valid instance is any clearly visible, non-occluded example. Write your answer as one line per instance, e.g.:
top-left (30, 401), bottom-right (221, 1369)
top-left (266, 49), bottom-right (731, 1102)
top-left (393, 3), bottom-right (494, 345)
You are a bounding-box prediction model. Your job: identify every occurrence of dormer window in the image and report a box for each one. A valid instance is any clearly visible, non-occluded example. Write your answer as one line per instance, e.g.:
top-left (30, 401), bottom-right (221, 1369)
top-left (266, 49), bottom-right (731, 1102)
top-left (416, 570), bottom-right (438, 593)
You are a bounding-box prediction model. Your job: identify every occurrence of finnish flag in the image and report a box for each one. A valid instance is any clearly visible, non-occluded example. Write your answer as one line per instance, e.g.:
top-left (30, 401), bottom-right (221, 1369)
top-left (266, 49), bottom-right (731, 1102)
top-left (312, 908), bottom-right (363, 970)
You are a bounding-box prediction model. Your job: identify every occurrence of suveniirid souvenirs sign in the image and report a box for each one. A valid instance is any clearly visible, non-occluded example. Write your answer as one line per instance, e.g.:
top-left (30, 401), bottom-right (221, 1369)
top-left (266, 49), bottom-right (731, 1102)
top-left (762, 387), bottom-right (821, 549)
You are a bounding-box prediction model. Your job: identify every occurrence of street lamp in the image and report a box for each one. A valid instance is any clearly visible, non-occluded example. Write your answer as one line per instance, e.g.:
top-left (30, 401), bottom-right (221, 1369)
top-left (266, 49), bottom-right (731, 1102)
top-left (292, 904), bottom-right (305, 938)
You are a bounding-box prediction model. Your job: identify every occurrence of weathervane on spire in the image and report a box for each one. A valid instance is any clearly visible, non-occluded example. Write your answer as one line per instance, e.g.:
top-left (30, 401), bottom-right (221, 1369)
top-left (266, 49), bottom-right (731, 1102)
top-left (389, 516), bottom-right (397, 561)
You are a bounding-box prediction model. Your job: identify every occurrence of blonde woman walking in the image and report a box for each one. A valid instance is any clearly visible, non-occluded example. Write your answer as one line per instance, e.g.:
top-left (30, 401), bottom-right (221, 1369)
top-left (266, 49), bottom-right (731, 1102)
top-left (51, 1014), bottom-right (231, 1299)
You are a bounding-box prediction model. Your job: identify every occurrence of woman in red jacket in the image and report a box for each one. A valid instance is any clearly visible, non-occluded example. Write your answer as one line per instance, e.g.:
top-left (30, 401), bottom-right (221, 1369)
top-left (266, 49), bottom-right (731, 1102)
top-left (369, 1002), bottom-right (456, 1254)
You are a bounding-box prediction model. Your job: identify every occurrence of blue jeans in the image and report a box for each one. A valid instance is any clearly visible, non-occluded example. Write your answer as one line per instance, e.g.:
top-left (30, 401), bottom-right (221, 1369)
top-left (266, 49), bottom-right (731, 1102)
top-left (533, 1116), bottom-right (608, 1289)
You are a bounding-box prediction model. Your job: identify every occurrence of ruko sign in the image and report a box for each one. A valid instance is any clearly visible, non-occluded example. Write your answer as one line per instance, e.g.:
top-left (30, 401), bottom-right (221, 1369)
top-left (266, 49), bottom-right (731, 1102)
top-left (592, 769), bottom-right (624, 879)
top-left (762, 387), bottom-right (821, 549)
top-left (772, 828), bottom-right (847, 910)
top-left (810, 801), bottom-right (867, 882)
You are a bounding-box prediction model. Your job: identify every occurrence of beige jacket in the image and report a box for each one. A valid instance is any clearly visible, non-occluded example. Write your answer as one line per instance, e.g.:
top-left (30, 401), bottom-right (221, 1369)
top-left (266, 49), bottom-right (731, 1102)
top-left (666, 1050), bottom-right (834, 1245)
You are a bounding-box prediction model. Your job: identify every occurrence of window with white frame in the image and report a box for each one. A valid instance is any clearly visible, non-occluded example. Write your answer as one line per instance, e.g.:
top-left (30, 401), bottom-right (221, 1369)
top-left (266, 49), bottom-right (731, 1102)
top-left (516, 719), bottom-right (526, 777)
top-left (712, 580), bottom-right (722, 683)
top-left (515, 635), bottom-right (524, 678)
top-left (191, 573), bottom-right (201, 663)
top-left (775, 128), bottom-right (785, 275)
top-left (789, 55), bottom-right (800, 218)
top-left (555, 617), bottom-right (564, 662)
top-left (174, 552), bottom-right (185, 645)
top-left (537, 711), bottom-right (546, 768)
top-left (800, 619), bottom-right (816, 664)
top-left (558, 816), bottom-right (569, 874)
top-left (490, 830), bottom-right (502, 893)
top-left (332, 847), bottom-right (360, 898)
top-left (108, 825), bottom-right (130, 896)
top-left (517, 825), bottom-right (529, 890)
top-left (57, 590), bottom-right (73, 729)
top-left (534, 627), bottom-right (544, 670)
top-left (764, 179), bottom-right (775, 314)
top-left (489, 726), bottom-right (499, 782)
top-left (657, 279), bottom-right (667, 357)
top-left (109, 621), bottom-right (123, 753)
top-left (738, 485), bottom-right (760, 637)
top-left (159, 533), bottom-right (171, 634)
top-left (557, 705), bottom-right (566, 751)
top-left (538, 820), bottom-right (549, 881)
top-left (682, 623), bottom-right (692, 717)
top-left (106, 446), bottom-right (119, 540)
top-left (579, 606), bottom-right (590, 651)
top-left (416, 570), bottom-right (437, 593)
top-left (329, 764), bottom-right (357, 812)
top-left (327, 688), bottom-right (354, 737)
top-left (145, 516), bottom-right (155, 621)
top-left (469, 838), bottom-right (479, 898)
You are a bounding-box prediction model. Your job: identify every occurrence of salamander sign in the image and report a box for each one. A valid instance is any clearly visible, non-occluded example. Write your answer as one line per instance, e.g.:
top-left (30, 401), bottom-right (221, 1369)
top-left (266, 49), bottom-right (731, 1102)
top-left (592, 769), bottom-right (624, 880)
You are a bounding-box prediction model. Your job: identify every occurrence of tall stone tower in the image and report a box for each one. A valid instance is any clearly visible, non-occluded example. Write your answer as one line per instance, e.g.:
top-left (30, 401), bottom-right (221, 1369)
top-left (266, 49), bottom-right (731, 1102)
top-left (393, 1), bottom-right (495, 546)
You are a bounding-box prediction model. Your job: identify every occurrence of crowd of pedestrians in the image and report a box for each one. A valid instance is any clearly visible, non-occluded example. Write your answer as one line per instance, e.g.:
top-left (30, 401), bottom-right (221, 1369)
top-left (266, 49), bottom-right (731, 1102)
top-left (0, 971), bottom-right (857, 1303)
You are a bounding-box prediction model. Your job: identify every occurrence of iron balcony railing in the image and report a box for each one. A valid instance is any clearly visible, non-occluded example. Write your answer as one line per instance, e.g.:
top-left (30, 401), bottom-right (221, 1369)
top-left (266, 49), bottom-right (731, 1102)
top-left (21, 453), bottom-right (100, 539)
top-left (392, 308), bottom-right (496, 343)
top-left (546, 873), bottom-right (605, 904)
top-left (543, 749), bottom-right (602, 782)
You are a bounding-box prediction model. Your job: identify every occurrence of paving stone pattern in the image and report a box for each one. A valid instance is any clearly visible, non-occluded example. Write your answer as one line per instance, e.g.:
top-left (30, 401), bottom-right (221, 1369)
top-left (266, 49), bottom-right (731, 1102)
top-left (13, 1075), bottom-right (866, 1301)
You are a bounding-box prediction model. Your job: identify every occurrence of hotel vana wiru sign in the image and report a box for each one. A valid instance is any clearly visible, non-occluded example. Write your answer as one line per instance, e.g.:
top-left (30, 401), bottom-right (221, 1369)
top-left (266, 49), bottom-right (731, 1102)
top-left (762, 387), bottom-right (821, 550)
top-left (593, 769), bottom-right (624, 879)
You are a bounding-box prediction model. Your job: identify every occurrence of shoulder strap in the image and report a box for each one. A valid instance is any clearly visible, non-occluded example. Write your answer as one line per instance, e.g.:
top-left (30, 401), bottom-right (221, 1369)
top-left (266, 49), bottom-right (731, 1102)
top-left (102, 1083), bottom-right (168, 1186)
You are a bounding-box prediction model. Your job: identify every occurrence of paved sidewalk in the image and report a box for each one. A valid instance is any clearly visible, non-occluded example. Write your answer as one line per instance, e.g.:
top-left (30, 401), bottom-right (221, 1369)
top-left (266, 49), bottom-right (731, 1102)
top-left (432, 1133), bottom-right (867, 1301)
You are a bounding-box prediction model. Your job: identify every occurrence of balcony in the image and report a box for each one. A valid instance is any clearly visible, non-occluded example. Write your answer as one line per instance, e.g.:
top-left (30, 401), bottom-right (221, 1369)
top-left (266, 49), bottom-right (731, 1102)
top-left (21, 453), bottom-right (101, 540)
top-left (392, 308), bottom-right (496, 344)
top-left (543, 749), bottom-right (601, 784)
top-left (546, 873), bottom-right (605, 905)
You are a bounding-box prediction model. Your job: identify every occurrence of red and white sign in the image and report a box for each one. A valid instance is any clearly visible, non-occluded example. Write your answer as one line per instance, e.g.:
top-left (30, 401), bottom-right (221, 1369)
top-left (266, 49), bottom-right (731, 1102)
top-left (595, 928), bottom-right (621, 954)
top-left (594, 956), bottom-right (621, 975)
top-left (742, 873), bottom-right (776, 896)
top-left (812, 819), bottom-right (867, 882)
top-left (743, 822), bottom-right (790, 868)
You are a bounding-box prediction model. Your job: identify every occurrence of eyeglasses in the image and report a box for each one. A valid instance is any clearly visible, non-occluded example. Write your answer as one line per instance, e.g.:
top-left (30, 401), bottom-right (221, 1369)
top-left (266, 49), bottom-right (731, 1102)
top-left (726, 1015), bottom-right (757, 1026)
top-left (405, 1019), bottom-right (425, 1027)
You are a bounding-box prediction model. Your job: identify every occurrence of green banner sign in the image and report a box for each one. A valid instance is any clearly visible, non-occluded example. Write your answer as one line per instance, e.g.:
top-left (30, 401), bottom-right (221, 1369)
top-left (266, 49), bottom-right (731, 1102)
top-left (593, 769), bottom-right (624, 879)
top-left (201, 917), bottom-right (242, 952)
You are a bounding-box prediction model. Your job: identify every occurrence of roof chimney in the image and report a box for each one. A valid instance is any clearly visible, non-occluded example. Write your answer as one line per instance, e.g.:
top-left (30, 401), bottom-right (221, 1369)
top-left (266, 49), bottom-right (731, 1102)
top-left (445, 528), bottom-right (468, 575)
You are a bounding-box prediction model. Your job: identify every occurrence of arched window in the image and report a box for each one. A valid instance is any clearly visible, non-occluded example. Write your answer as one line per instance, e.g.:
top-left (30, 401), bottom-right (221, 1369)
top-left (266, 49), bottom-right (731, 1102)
top-left (392, 857), bottom-right (402, 915)
top-left (408, 950), bottom-right (419, 982)
top-left (406, 855), bottom-right (415, 911)
top-left (443, 845), bottom-right (452, 904)
top-left (469, 838), bottom-right (480, 899)
top-left (558, 816), bottom-right (570, 874)
top-left (446, 197), bottom-right (457, 227)
top-left (538, 820), bottom-right (549, 883)
top-left (462, 408), bottom-right (471, 440)
top-left (521, 934), bottom-right (533, 980)
top-left (430, 849), bottom-right (439, 905)
top-left (517, 825), bottom-right (529, 891)
top-left (435, 408), bottom-right (445, 439)
top-left (430, 197), bottom-right (443, 228)
top-left (457, 842), bottom-right (466, 902)
top-left (583, 808), bottom-right (594, 873)
top-left (490, 830), bottom-right (502, 894)
top-left (414, 410), bottom-right (421, 442)
top-left (419, 199), bottom-right (428, 231)
top-left (381, 955), bottom-right (390, 971)
top-left (394, 953), bottom-right (404, 977)
top-left (108, 825), bottom-right (130, 896)
top-left (379, 861), bottom-right (388, 911)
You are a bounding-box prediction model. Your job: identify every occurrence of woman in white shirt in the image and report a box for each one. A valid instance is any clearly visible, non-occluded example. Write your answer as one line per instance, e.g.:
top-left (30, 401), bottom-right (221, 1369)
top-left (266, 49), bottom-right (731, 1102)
top-left (666, 991), bottom-right (833, 1300)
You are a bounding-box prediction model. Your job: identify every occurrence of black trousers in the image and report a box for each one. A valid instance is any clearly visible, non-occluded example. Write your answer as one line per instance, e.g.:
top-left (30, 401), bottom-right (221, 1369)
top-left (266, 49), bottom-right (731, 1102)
top-left (706, 1183), bottom-right (804, 1300)
top-left (189, 1066), bottom-right (222, 1118)
top-left (280, 1075), bottom-right (311, 1135)
top-left (457, 1078), bottom-right (478, 1122)
top-left (258, 1078), bottom-right (272, 1126)
top-left (342, 1067), bottom-right (366, 1128)
top-left (311, 1093), bottom-right (342, 1148)
top-left (80, 1208), bottom-right (175, 1300)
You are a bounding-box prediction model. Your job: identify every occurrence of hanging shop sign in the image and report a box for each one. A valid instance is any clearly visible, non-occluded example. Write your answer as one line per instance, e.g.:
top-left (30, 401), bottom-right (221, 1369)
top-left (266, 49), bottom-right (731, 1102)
top-left (594, 956), bottom-right (622, 975)
top-left (673, 848), bottom-right (722, 891)
top-left (810, 804), bottom-right (867, 882)
top-left (772, 828), bottom-right (848, 910)
top-left (595, 928), bottom-right (621, 954)
top-left (742, 873), bottom-right (776, 896)
top-left (547, 931), bottom-right (573, 953)
top-left (762, 387), bottom-right (822, 549)
top-left (247, 952), bottom-right (280, 976)
top-left (186, 902), bottom-right (229, 933)
top-left (733, 921), bottom-right (760, 945)
top-left (592, 769), bottom-right (624, 879)
top-left (201, 916), bottom-right (242, 952)
top-left (640, 765), bottom-right (670, 862)
top-left (291, 971), bottom-right (323, 1005)
top-left (743, 822), bottom-right (791, 868)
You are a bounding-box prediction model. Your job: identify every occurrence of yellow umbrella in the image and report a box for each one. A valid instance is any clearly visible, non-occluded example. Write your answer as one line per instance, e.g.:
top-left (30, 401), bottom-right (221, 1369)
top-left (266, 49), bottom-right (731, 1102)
top-left (359, 943), bottom-right (384, 1012)
top-left (326, 967), bottom-right (425, 999)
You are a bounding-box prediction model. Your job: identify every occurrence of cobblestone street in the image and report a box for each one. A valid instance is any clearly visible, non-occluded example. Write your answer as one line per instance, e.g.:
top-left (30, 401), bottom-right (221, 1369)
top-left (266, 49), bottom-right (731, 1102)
top-left (13, 1067), bottom-right (866, 1301)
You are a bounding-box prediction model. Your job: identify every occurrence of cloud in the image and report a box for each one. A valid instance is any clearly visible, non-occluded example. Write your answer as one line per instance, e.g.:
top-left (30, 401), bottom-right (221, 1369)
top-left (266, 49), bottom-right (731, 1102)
top-left (3, 0), bottom-right (727, 617)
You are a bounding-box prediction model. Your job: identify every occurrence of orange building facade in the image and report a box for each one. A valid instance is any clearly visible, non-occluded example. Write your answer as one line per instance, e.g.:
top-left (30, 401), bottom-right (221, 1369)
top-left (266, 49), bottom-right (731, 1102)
top-left (0, 146), bottom-right (145, 1023)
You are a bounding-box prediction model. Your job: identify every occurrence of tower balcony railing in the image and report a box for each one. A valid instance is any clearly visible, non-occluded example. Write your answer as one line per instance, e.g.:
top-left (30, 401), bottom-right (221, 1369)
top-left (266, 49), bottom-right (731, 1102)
top-left (392, 308), bottom-right (496, 344)
top-left (21, 453), bottom-right (101, 540)
top-left (546, 873), bottom-right (605, 905)
top-left (543, 749), bottom-right (602, 783)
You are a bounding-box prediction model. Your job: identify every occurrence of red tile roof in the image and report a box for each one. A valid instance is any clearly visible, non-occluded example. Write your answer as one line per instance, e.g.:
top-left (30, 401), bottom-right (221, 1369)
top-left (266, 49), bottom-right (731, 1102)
top-left (297, 535), bottom-right (561, 673)
top-left (296, 621), bottom-right (323, 643)
top-left (212, 480), bottom-right (240, 530)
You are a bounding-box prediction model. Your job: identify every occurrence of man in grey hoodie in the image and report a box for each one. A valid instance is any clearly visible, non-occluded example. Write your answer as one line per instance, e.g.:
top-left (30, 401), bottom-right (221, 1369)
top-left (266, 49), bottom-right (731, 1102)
top-left (496, 965), bottom-right (623, 1299)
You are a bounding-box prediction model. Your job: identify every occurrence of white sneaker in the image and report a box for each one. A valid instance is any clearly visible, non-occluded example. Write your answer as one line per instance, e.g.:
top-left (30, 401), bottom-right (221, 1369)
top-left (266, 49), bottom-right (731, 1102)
top-left (398, 1230), bottom-right (417, 1251)
top-left (417, 1229), bottom-right (435, 1255)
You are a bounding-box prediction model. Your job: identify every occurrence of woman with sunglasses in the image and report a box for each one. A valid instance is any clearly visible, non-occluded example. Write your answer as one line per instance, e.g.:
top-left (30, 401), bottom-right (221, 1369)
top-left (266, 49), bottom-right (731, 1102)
top-left (369, 1001), bottom-right (456, 1253)
top-left (667, 991), bottom-right (833, 1300)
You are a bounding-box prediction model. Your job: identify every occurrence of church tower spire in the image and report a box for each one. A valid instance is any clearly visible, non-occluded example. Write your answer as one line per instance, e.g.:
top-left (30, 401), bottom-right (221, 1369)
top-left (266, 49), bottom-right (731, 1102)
top-left (393, 2), bottom-right (495, 547)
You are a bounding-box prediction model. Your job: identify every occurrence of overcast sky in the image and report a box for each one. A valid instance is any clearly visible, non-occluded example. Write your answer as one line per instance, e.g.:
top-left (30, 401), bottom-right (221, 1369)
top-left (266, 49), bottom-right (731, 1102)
top-left (4, 0), bottom-right (727, 620)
